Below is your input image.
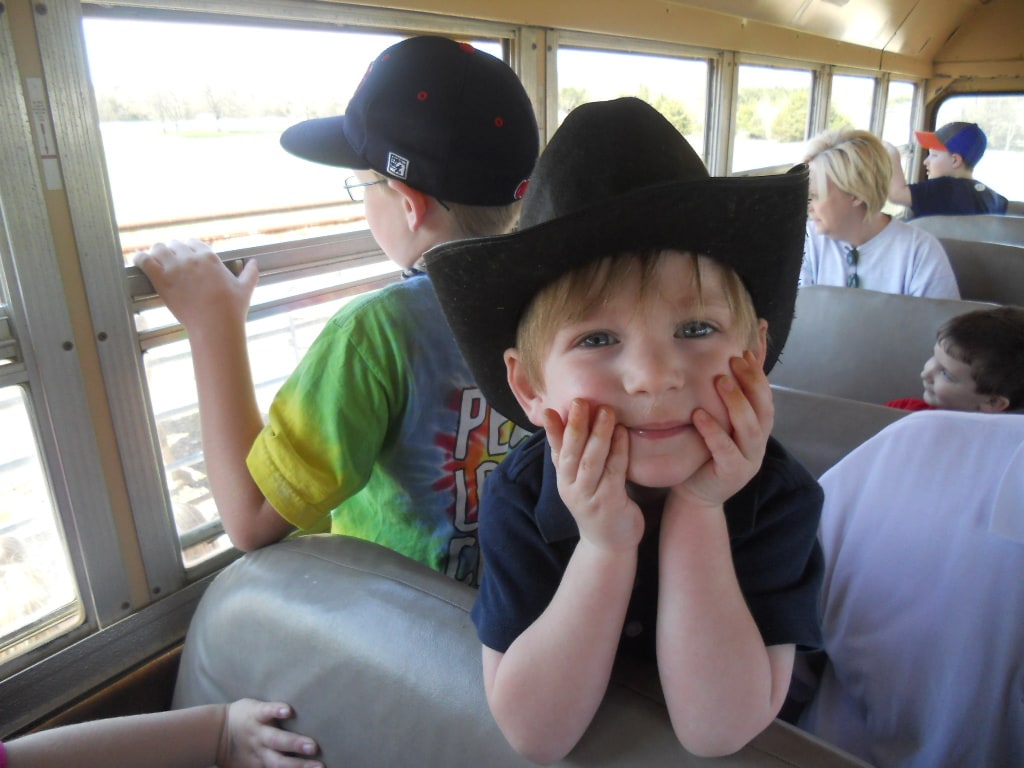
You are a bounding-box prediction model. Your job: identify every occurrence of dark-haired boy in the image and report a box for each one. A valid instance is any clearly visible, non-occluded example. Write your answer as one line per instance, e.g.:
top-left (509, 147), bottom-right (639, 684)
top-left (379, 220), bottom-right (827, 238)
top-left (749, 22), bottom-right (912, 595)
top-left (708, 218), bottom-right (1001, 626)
top-left (887, 306), bottom-right (1024, 413)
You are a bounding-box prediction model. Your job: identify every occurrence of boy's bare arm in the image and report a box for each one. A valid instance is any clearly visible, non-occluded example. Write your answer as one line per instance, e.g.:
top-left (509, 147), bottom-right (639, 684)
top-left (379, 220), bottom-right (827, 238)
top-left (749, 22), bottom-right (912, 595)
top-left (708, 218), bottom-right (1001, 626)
top-left (482, 402), bottom-right (643, 765)
top-left (134, 240), bottom-right (293, 550)
top-left (885, 141), bottom-right (913, 207)
top-left (656, 502), bottom-right (794, 757)
top-left (656, 352), bottom-right (792, 756)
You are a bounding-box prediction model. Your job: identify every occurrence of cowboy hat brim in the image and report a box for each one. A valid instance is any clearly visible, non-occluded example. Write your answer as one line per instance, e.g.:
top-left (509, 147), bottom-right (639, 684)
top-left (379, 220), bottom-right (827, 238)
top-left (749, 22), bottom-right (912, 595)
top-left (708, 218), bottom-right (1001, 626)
top-left (425, 165), bottom-right (809, 430)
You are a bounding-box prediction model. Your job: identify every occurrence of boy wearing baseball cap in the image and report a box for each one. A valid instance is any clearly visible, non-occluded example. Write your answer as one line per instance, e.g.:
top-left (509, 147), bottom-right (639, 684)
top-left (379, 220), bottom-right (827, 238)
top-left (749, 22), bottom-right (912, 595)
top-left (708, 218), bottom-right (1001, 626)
top-left (886, 121), bottom-right (1008, 217)
top-left (135, 37), bottom-right (538, 583)
top-left (425, 98), bottom-right (823, 760)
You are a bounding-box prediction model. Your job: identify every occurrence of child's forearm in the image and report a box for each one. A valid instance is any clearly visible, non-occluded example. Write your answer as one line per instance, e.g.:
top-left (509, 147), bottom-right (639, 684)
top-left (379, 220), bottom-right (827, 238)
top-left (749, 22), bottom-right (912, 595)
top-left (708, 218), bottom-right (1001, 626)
top-left (655, 502), bottom-right (788, 757)
top-left (486, 541), bottom-right (637, 764)
top-left (188, 315), bottom-right (292, 551)
top-left (5, 704), bottom-right (227, 768)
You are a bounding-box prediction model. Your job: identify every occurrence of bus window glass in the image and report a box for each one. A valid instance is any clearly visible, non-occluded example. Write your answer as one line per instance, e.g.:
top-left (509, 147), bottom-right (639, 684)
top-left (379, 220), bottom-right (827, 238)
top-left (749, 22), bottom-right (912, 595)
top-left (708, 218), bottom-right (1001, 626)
top-left (733, 64), bottom-right (813, 173)
top-left (0, 387), bottom-right (83, 662)
top-left (556, 47), bottom-right (708, 159)
top-left (881, 80), bottom-right (916, 146)
top-left (830, 73), bottom-right (875, 131)
top-left (936, 94), bottom-right (1024, 203)
top-left (82, 17), bottom-right (499, 260)
top-left (81, 16), bottom-right (401, 260)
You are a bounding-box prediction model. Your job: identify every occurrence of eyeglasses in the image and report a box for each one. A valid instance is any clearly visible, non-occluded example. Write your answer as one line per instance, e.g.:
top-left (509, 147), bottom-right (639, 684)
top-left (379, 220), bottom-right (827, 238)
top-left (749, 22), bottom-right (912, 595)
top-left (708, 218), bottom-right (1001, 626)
top-left (846, 247), bottom-right (860, 288)
top-left (344, 176), bottom-right (388, 202)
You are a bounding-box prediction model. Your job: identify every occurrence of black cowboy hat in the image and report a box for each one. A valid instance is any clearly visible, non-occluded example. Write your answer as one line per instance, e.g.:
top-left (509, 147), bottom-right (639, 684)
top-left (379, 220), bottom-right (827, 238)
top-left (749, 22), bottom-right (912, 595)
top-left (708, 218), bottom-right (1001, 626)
top-left (425, 97), bottom-right (808, 429)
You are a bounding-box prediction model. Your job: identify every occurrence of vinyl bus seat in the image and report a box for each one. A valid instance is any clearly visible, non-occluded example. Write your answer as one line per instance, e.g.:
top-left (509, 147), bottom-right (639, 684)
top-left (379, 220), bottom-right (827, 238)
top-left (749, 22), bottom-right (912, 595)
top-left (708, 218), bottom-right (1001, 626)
top-left (938, 237), bottom-right (1024, 305)
top-left (173, 535), bottom-right (870, 767)
top-left (908, 213), bottom-right (1024, 247)
top-left (769, 286), bottom-right (995, 405)
top-left (770, 386), bottom-right (907, 478)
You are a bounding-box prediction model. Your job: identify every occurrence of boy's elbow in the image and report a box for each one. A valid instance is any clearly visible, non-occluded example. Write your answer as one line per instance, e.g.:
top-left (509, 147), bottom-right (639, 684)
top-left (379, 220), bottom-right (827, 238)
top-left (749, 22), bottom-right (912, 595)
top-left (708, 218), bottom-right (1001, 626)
top-left (501, 731), bottom-right (573, 766)
top-left (672, 727), bottom-right (755, 759)
top-left (221, 515), bottom-right (284, 552)
top-left (490, 704), bottom-right (579, 765)
top-left (667, 699), bottom-right (779, 758)
top-left (493, 720), bottom-right (581, 765)
top-left (223, 524), bottom-right (263, 552)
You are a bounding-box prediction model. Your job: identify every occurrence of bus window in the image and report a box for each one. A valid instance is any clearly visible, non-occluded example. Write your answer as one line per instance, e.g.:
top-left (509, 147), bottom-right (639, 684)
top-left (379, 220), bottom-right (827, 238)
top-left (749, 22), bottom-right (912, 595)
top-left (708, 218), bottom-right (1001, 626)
top-left (935, 93), bottom-right (1024, 203)
top-left (556, 46), bottom-right (708, 160)
top-left (82, 16), bottom-right (403, 259)
top-left (732, 63), bottom-right (814, 173)
top-left (881, 80), bottom-right (917, 146)
top-left (0, 386), bottom-right (83, 663)
top-left (830, 73), bottom-right (876, 131)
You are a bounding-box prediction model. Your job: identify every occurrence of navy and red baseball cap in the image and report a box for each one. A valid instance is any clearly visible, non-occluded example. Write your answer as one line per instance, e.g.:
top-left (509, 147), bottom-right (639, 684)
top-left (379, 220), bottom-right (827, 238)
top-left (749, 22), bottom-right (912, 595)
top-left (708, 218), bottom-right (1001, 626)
top-left (915, 122), bottom-right (987, 167)
top-left (280, 36), bottom-right (539, 206)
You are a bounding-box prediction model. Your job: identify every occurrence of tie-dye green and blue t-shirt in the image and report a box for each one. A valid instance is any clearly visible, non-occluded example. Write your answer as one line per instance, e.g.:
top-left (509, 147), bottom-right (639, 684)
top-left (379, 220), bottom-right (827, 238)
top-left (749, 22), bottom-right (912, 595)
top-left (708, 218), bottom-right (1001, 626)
top-left (246, 273), bottom-right (530, 585)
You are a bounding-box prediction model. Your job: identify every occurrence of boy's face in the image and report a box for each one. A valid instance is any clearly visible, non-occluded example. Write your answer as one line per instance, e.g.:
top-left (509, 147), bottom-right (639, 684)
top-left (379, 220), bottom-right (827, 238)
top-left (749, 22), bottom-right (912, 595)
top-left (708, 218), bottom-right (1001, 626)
top-left (920, 340), bottom-right (992, 411)
top-left (353, 169), bottom-right (423, 271)
top-left (922, 149), bottom-right (958, 179)
top-left (508, 251), bottom-right (767, 489)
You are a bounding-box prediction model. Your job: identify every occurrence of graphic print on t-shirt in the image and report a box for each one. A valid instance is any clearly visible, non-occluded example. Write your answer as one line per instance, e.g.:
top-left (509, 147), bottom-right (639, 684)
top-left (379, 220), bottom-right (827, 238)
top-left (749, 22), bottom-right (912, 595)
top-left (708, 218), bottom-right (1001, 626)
top-left (436, 386), bottom-right (531, 583)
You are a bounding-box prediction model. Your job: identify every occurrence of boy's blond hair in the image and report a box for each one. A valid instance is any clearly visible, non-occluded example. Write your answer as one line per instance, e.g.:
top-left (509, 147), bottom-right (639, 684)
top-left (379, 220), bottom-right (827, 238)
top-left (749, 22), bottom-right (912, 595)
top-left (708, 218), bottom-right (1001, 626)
top-left (446, 200), bottom-right (521, 238)
top-left (514, 250), bottom-right (761, 388)
top-left (805, 129), bottom-right (891, 216)
top-left (368, 169), bottom-right (521, 237)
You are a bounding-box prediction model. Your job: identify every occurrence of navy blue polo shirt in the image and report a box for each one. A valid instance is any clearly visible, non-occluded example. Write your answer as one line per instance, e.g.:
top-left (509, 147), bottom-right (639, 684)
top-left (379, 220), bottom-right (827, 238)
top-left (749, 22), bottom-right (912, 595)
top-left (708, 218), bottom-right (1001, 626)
top-left (472, 430), bottom-right (824, 660)
top-left (908, 176), bottom-right (1008, 217)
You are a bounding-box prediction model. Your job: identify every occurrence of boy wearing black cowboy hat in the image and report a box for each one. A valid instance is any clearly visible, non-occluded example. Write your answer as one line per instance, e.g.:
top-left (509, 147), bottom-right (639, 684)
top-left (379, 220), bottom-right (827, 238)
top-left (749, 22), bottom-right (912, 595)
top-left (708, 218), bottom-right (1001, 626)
top-left (425, 98), bottom-right (823, 760)
top-left (135, 37), bottom-right (538, 580)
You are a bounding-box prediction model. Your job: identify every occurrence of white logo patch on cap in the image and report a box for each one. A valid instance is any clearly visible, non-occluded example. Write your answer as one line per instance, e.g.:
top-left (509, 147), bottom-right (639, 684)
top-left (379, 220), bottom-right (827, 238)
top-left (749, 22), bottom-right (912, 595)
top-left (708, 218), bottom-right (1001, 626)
top-left (387, 152), bottom-right (410, 179)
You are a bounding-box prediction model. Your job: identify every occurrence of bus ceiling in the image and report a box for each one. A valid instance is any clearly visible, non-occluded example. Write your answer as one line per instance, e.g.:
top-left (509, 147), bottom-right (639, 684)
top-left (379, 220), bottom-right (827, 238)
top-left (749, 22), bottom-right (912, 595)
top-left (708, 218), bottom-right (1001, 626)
top-left (384, 0), bottom-right (1024, 94)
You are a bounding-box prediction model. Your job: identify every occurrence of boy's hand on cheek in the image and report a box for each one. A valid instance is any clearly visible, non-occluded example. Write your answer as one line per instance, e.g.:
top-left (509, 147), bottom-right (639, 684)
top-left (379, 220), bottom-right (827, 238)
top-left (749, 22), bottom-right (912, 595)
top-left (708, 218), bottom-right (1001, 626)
top-left (674, 350), bottom-right (773, 509)
top-left (544, 401), bottom-right (644, 553)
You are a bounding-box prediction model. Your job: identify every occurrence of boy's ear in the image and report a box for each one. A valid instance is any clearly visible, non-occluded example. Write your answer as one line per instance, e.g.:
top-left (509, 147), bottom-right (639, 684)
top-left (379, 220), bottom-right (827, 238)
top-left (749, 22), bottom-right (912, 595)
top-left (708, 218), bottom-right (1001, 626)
top-left (389, 179), bottom-right (430, 232)
top-left (505, 348), bottom-right (547, 428)
top-left (752, 319), bottom-right (769, 368)
top-left (980, 393), bottom-right (1011, 413)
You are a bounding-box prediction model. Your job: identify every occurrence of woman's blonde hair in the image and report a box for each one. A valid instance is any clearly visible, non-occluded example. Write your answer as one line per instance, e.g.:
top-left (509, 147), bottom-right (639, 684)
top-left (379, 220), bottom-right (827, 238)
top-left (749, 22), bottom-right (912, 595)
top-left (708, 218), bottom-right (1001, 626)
top-left (805, 129), bottom-right (891, 215)
top-left (514, 251), bottom-right (761, 388)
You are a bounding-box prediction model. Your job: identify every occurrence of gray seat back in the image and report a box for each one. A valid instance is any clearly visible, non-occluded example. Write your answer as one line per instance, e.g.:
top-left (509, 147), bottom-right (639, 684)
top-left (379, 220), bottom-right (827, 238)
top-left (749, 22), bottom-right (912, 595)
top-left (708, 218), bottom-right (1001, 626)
top-left (771, 386), bottom-right (907, 478)
top-left (173, 535), bottom-right (869, 767)
top-left (770, 286), bottom-right (995, 404)
top-left (939, 237), bottom-right (1024, 305)
top-left (909, 214), bottom-right (1024, 247)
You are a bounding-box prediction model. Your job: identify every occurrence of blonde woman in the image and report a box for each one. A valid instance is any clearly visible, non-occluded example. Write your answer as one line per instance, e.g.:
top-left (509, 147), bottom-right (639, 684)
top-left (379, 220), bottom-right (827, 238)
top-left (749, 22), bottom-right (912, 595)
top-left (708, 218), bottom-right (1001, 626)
top-left (800, 129), bottom-right (959, 298)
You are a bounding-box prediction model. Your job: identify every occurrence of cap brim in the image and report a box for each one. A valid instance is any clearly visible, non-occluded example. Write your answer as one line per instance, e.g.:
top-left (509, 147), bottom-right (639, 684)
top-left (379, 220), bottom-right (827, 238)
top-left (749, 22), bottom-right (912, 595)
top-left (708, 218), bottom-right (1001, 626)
top-left (426, 167), bottom-right (808, 430)
top-left (280, 116), bottom-right (367, 169)
top-left (915, 130), bottom-right (948, 154)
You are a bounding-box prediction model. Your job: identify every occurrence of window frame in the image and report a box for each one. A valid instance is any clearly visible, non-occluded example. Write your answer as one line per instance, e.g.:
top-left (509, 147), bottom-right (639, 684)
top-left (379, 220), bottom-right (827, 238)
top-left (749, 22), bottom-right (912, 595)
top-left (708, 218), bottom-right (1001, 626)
top-left (547, 30), bottom-right (722, 165)
top-left (2, 0), bottom-right (535, 731)
top-left (0, 2), bottom-right (135, 719)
